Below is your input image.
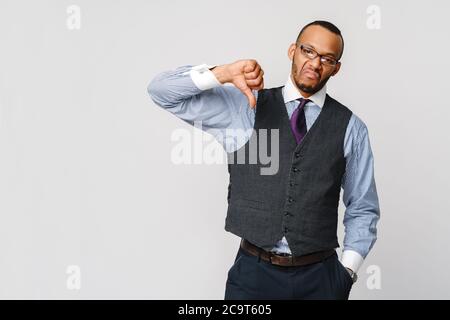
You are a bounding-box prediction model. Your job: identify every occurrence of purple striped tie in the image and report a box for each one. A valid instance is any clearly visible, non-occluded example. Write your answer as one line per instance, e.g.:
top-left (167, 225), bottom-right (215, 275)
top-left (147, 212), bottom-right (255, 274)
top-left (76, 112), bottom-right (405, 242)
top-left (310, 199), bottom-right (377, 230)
top-left (290, 98), bottom-right (310, 144)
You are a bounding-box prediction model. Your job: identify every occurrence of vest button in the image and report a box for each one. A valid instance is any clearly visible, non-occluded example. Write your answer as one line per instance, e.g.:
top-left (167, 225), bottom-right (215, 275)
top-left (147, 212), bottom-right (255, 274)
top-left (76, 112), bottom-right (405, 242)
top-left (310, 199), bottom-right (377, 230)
top-left (295, 152), bottom-right (301, 158)
top-left (284, 211), bottom-right (290, 217)
top-left (293, 167), bottom-right (298, 172)
top-left (284, 227), bottom-right (289, 233)
top-left (288, 197), bottom-right (293, 203)
top-left (289, 181), bottom-right (294, 187)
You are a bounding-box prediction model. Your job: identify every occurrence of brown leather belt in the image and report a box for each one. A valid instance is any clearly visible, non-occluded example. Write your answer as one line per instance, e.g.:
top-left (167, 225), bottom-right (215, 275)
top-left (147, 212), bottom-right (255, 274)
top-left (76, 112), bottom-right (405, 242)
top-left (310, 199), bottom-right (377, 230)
top-left (240, 239), bottom-right (335, 267)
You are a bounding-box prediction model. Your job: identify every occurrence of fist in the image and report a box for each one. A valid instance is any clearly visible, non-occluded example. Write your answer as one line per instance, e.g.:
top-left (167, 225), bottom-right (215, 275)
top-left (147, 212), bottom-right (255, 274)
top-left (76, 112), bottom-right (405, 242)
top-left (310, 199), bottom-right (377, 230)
top-left (212, 59), bottom-right (265, 108)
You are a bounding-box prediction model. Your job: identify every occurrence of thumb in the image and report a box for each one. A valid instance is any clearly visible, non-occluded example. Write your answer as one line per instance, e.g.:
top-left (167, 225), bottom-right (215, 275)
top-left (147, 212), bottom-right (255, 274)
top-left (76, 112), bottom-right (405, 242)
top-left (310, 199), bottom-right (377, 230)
top-left (242, 87), bottom-right (256, 108)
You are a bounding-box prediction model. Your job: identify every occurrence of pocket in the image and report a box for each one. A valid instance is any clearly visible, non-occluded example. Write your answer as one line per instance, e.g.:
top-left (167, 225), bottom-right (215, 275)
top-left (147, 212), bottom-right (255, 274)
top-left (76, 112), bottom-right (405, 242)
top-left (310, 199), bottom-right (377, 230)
top-left (228, 249), bottom-right (244, 279)
top-left (336, 259), bottom-right (354, 286)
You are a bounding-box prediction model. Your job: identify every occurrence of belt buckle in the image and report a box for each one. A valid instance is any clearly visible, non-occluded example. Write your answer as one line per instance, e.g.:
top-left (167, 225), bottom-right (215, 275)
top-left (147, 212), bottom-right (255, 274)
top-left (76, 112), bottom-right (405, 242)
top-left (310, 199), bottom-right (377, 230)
top-left (270, 252), bottom-right (293, 266)
top-left (268, 252), bottom-right (285, 266)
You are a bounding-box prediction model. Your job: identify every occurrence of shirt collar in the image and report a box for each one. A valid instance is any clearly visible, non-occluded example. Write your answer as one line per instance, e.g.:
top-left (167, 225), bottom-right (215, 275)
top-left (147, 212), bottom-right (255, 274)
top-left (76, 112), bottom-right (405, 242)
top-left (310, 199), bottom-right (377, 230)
top-left (282, 73), bottom-right (327, 108)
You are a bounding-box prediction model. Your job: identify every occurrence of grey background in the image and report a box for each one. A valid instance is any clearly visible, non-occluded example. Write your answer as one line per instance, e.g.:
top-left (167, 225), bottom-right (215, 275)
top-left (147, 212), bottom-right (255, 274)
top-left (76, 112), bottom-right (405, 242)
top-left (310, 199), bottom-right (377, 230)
top-left (0, 0), bottom-right (449, 299)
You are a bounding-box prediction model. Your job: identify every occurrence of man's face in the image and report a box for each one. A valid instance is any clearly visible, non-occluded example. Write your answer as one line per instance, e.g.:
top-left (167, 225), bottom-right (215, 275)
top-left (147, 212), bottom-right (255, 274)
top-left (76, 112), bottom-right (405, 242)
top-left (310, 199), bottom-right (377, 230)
top-left (288, 25), bottom-right (343, 96)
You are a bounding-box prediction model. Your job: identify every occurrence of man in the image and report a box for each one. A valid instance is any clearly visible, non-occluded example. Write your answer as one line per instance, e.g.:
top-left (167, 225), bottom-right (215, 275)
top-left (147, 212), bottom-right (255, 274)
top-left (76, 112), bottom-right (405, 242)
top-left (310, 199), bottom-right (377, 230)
top-left (147, 20), bottom-right (380, 300)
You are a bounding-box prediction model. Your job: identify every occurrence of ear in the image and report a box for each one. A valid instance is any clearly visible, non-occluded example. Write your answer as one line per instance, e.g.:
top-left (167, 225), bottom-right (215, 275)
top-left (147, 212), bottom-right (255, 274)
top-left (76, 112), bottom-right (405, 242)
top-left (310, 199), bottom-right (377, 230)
top-left (287, 43), bottom-right (296, 62)
top-left (331, 61), bottom-right (341, 76)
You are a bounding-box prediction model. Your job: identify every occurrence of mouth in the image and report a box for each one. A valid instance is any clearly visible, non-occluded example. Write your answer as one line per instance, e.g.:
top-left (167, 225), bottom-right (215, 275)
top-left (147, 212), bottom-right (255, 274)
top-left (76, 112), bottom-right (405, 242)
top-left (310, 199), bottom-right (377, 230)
top-left (302, 69), bottom-right (320, 80)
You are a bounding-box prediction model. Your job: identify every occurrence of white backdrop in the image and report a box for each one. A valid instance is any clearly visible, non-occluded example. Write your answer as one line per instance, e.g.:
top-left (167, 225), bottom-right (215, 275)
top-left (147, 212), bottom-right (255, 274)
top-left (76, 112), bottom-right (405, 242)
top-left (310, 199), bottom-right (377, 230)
top-left (1, 0), bottom-right (449, 299)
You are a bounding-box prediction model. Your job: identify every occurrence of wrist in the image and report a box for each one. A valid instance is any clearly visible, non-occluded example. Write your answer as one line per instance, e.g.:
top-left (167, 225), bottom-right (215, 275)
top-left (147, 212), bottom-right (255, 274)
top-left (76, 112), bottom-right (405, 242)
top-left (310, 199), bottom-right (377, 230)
top-left (345, 267), bottom-right (358, 283)
top-left (211, 64), bottom-right (231, 84)
top-left (341, 249), bottom-right (364, 274)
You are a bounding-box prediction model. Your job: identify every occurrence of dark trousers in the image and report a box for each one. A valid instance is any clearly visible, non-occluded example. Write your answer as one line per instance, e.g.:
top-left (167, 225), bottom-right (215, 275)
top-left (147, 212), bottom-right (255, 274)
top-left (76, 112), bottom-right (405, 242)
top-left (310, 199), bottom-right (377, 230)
top-left (224, 245), bottom-right (354, 300)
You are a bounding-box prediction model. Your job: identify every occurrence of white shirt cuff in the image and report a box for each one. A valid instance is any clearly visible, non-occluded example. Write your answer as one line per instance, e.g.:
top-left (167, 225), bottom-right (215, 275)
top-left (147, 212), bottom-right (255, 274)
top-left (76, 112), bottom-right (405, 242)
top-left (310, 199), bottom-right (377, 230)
top-left (186, 63), bottom-right (222, 90)
top-left (340, 249), bottom-right (364, 274)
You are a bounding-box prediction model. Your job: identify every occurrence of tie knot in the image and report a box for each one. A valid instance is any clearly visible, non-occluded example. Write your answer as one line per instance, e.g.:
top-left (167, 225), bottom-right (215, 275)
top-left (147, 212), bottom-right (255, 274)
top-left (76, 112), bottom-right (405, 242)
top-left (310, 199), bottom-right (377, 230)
top-left (296, 98), bottom-right (310, 108)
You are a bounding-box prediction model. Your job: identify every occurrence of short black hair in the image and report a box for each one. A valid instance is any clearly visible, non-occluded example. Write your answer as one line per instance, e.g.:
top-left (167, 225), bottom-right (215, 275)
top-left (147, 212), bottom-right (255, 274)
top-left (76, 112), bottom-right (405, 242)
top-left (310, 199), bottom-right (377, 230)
top-left (296, 20), bottom-right (344, 60)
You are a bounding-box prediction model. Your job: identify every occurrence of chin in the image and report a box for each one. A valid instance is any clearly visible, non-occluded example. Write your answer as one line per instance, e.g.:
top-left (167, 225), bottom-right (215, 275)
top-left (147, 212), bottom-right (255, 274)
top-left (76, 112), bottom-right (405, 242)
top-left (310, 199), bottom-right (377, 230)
top-left (298, 83), bottom-right (317, 93)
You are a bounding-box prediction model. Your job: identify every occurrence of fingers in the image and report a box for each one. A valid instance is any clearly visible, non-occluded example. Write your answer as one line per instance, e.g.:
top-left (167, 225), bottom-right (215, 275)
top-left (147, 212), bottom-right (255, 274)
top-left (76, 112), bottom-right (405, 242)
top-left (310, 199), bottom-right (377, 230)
top-left (248, 81), bottom-right (264, 91)
top-left (246, 73), bottom-right (264, 87)
top-left (244, 65), bottom-right (263, 79)
top-left (235, 60), bottom-right (265, 108)
top-left (243, 59), bottom-right (258, 73)
top-left (245, 64), bottom-right (264, 91)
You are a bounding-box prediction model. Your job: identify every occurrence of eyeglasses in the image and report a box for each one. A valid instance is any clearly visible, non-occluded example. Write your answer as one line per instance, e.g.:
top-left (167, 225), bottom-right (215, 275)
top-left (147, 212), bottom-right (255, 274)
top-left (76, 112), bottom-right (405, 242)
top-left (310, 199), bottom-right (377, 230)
top-left (298, 44), bottom-right (339, 66)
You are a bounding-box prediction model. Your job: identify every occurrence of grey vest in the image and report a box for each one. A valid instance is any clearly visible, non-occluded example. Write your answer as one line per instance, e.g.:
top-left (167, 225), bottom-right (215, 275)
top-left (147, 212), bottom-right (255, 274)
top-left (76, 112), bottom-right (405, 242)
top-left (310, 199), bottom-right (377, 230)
top-left (225, 86), bottom-right (353, 256)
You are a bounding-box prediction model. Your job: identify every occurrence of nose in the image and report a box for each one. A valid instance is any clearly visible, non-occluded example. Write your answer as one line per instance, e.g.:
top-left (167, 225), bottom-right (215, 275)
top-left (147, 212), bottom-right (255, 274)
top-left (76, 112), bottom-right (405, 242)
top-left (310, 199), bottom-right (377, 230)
top-left (310, 55), bottom-right (322, 69)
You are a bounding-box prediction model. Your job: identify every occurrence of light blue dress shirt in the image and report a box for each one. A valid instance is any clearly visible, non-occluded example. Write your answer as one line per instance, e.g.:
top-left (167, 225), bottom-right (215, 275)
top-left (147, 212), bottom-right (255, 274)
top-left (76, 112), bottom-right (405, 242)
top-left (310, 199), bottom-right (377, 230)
top-left (147, 64), bottom-right (380, 272)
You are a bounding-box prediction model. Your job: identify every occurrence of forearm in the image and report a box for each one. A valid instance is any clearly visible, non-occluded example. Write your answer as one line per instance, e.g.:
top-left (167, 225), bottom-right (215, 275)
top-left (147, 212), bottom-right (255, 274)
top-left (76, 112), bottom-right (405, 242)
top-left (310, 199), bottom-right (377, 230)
top-left (210, 64), bottom-right (232, 84)
top-left (342, 194), bottom-right (380, 273)
top-left (340, 115), bottom-right (381, 273)
top-left (147, 64), bottom-right (218, 109)
top-left (147, 63), bottom-right (248, 133)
